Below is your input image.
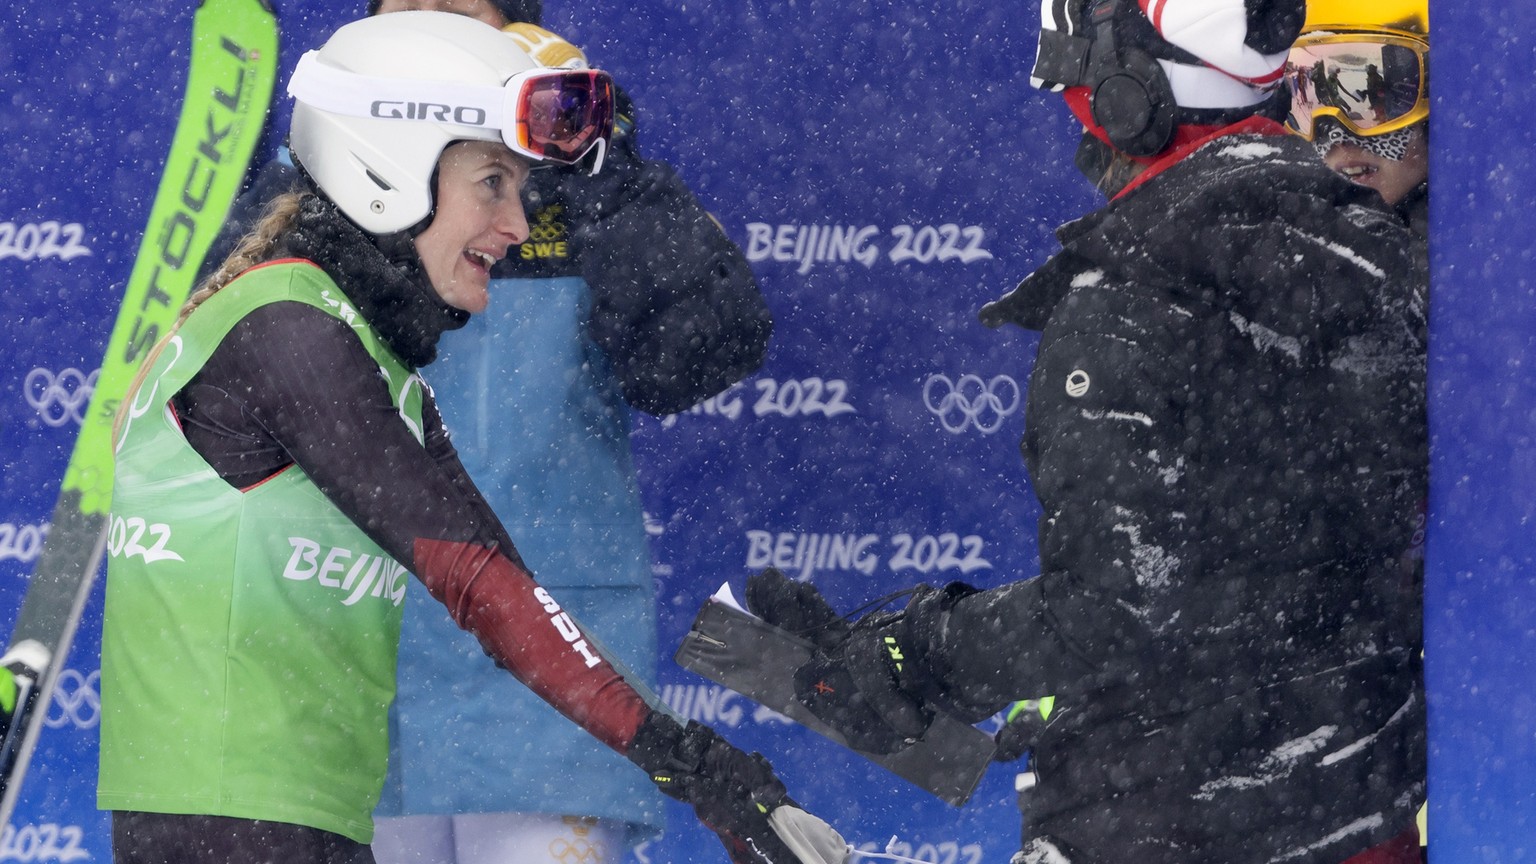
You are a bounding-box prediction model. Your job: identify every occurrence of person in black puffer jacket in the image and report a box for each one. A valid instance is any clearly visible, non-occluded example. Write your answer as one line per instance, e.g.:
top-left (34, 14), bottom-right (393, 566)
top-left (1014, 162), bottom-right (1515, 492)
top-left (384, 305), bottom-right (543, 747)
top-left (745, 0), bottom-right (1425, 862)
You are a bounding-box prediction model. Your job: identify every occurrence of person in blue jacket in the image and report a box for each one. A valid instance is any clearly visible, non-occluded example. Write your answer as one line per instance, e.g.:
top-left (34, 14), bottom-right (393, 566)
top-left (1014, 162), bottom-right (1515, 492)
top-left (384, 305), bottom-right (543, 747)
top-left (375, 11), bottom-right (773, 864)
top-left (197, 5), bottom-right (772, 863)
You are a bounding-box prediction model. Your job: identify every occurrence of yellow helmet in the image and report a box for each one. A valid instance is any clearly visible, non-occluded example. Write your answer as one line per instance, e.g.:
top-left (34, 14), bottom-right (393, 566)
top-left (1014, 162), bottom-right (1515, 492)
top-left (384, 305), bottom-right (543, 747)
top-left (1303, 0), bottom-right (1428, 37)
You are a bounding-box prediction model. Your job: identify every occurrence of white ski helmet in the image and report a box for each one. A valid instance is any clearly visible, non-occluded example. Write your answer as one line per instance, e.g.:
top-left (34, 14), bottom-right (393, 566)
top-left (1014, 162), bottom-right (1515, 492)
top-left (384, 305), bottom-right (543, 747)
top-left (288, 11), bottom-right (612, 234)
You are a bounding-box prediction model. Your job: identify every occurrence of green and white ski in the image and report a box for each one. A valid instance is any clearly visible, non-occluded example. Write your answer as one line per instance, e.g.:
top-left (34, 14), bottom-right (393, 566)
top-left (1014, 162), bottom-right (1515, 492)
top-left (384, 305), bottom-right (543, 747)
top-left (0, 0), bottom-right (278, 827)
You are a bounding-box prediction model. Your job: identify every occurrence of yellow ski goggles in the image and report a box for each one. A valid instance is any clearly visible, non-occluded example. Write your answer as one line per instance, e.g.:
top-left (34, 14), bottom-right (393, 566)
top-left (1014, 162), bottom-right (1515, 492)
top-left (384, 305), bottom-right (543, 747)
top-left (1285, 31), bottom-right (1428, 139)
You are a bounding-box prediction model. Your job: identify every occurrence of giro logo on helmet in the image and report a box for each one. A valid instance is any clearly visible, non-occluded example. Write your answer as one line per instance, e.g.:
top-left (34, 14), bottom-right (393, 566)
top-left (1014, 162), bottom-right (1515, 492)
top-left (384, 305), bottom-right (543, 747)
top-left (370, 100), bottom-right (488, 126)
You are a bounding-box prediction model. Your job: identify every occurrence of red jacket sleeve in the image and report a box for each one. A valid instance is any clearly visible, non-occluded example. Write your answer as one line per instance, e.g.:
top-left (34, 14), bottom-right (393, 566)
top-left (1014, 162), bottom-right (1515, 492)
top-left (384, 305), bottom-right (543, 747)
top-left (175, 301), bottom-right (654, 756)
top-left (413, 537), bottom-right (651, 753)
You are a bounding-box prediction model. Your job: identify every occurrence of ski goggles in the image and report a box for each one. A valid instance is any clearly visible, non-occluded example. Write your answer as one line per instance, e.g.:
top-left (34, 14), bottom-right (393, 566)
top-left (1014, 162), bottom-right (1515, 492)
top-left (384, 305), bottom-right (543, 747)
top-left (1284, 32), bottom-right (1428, 139)
top-left (289, 52), bottom-right (615, 171)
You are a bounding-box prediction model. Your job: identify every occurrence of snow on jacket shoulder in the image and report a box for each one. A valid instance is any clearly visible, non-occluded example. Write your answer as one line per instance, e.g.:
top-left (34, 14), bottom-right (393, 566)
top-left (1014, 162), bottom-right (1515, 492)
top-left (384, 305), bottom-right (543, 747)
top-left (974, 131), bottom-right (1424, 695)
top-left (952, 130), bottom-right (1425, 864)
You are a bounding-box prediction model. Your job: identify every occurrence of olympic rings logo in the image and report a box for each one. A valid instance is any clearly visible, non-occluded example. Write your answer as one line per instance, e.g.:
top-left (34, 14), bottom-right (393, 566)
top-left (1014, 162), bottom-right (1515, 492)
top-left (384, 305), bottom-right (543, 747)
top-left (549, 837), bottom-right (607, 864)
top-left (922, 373), bottom-right (1020, 434)
top-left (527, 222), bottom-right (566, 242)
top-left (23, 367), bottom-right (98, 428)
top-left (44, 668), bottom-right (100, 730)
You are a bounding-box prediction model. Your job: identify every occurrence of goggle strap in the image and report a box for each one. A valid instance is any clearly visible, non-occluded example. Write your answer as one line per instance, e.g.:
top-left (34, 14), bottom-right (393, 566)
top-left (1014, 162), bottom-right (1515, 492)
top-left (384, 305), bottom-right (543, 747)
top-left (1162, 60), bottom-right (1277, 109)
top-left (288, 51), bottom-right (510, 133)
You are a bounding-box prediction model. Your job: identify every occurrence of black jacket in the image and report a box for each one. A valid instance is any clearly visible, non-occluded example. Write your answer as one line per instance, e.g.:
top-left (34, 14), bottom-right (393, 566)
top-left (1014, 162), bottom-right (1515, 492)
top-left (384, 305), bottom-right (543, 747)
top-left (938, 129), bottom-right (1426, 864)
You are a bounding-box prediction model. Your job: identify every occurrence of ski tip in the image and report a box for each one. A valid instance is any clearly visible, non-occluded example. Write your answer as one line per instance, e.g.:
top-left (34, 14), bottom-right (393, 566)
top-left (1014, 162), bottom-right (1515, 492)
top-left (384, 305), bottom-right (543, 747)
top-left (0, 640), bottom-right (51, 676)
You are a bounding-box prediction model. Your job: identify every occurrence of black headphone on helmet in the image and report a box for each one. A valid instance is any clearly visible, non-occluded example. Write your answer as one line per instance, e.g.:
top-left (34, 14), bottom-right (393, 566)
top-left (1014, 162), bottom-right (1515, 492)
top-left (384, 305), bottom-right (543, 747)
top-left (1035, 0), bottom-right (1176, 157)
top-left (1086, 1), bottom-right (1176, 156)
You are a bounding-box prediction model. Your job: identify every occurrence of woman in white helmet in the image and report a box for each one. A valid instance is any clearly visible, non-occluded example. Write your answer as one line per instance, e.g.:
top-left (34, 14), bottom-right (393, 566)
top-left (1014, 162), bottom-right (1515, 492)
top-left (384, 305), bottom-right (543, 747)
top-left (95, 13), bottom-right (840, 864)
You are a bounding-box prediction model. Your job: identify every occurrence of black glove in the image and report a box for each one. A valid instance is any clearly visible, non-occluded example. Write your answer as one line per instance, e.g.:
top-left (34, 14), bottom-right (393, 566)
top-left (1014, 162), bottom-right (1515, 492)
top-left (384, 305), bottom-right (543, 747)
top-left (628, 712), bottom-right (844, 864)
top-left (746, 569), bottom-right (955, 755)
top-left (992, 698), bottom-right (1056, 763)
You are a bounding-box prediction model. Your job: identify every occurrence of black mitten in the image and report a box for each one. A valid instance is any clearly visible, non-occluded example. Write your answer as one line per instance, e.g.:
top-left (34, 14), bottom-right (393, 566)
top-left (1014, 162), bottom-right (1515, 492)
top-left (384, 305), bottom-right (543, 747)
top-left (743, 568), bottom-right (849, 652)
top-left (564, 106), bottom-right (771, 415)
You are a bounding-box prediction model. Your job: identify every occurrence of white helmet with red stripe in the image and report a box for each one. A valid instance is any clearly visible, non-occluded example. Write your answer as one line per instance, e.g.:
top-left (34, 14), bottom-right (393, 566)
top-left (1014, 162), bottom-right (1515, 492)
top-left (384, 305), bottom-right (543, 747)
top-left (1031, 0), bottom-right (1304, 156)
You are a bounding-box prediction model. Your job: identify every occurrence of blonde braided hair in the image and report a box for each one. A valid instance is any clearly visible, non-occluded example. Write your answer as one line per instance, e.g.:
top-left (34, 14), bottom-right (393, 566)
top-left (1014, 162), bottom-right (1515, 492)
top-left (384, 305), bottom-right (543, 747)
top-left (113, 191), bottom-right (307, 442)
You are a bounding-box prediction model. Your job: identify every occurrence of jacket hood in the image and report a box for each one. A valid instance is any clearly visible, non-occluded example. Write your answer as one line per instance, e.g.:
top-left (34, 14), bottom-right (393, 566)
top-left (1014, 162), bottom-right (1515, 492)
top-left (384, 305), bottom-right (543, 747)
top-left (981, 130), bottom-right (1397, 333)
top-left (279, 193), bottom-right (469, 367)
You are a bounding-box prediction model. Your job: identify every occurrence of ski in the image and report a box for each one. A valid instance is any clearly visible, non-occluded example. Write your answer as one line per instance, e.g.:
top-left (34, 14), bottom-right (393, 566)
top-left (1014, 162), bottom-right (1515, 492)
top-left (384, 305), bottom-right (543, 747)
top-left (0, 0), bottom-right (278, 827)
top-left (675, 598), bottom-right (996, 806)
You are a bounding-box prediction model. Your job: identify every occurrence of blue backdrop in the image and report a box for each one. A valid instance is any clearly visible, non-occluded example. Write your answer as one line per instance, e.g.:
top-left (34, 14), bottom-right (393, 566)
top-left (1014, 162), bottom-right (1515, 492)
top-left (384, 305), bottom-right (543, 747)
top-left (0, 1), bottom-right (1527, 862)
